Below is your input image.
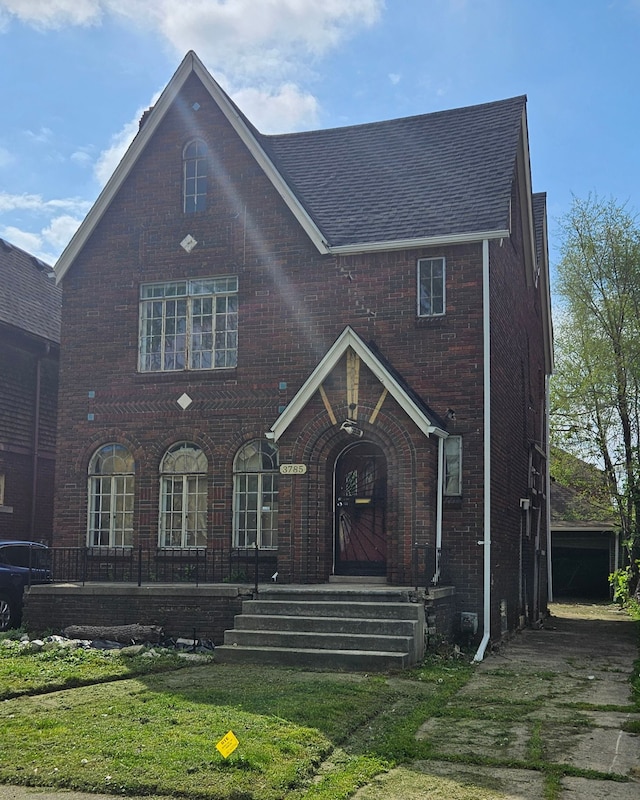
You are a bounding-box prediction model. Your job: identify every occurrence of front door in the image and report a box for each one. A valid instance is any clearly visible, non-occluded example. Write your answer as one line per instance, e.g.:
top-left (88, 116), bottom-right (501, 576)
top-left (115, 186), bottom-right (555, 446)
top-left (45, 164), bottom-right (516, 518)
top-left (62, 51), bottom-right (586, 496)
top-left (334, 442), bottom-right (387, 576)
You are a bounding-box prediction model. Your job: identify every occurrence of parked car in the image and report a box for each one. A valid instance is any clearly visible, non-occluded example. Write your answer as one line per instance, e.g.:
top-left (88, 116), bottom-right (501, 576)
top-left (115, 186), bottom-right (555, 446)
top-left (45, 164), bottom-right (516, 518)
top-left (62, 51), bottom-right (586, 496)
top-left (0, 541), bottom-right (51, 631)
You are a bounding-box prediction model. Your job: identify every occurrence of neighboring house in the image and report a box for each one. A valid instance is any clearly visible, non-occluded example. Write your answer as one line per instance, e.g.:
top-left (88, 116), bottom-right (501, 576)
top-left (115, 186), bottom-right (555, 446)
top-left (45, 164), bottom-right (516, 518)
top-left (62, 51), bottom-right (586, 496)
top-left (0, 238), bottom-right (60, 544)
top-left (52, 52), bottom-right (553, 648)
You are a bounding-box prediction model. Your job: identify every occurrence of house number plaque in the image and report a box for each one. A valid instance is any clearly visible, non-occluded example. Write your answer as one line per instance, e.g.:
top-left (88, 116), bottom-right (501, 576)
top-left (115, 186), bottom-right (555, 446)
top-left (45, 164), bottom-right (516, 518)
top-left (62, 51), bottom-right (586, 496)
top-left (280, 464), bottom-right (307, 475)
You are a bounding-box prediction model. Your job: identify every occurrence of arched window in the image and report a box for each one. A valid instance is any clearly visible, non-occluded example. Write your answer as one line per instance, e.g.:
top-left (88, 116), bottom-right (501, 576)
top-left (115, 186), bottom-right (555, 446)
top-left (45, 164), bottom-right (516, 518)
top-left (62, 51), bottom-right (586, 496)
top-left (233, 440), bottom-right (279, 549)
top-left (183, 139), bottom-right (208, 213)
top-left (87, 444), bottom-right (135, 547)
top-left (159, 442), bottom-right (208, 548)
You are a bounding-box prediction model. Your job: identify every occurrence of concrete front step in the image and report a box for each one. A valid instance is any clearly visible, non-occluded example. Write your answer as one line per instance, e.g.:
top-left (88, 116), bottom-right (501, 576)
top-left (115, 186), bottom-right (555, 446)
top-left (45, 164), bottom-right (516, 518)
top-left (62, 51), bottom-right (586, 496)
top-left (240, 599), bottom-right (422, 619)
top-left (216, 586), bottom-right (425, 672)
top-left (235, 613), bottom-right (419, 637)
top-left (223, 628), bottom-right (413, 653)
top-left (214, 644), bottom-right (412, 671)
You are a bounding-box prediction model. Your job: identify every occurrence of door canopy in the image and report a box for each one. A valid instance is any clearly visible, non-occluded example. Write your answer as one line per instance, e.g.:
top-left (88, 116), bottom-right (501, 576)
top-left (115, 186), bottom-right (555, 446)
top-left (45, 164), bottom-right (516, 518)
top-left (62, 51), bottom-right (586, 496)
top-left (267, 326), bottom-right (447, 443)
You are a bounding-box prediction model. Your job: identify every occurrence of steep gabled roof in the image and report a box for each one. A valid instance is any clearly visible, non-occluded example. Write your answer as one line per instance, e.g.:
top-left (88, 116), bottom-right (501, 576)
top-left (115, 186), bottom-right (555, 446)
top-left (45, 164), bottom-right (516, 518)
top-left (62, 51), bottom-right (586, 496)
top-left (264, 95), bottom-right (526, 249)
top-left (268, 326), bottom-right (447, 442)
top-left (55, 51), bottom-right (530, 282)
top-left (0, 238), bottom-right (60, 344)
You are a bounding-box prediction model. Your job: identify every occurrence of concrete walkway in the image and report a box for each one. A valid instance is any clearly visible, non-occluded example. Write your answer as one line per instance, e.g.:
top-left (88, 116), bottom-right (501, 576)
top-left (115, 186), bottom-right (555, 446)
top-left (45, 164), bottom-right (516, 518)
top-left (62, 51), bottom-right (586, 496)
top-left (355, 601), bottom-right (640, 799)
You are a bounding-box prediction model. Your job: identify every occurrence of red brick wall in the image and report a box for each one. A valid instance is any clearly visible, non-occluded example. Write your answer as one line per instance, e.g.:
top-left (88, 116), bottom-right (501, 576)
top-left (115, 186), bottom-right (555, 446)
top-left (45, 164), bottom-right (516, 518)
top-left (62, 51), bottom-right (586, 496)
top-left (54, 72), bottom-right (548, 639)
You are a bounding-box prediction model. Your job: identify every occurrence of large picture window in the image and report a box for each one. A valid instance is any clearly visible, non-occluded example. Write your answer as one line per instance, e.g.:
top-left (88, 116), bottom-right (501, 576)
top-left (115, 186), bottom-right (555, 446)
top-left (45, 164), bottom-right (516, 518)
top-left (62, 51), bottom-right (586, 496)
top-left (139, 276), bottom-right (238, 372)
top-left (88, 444), bottom-right (135, 547)
top-left (159, 442), bottom-right (208, 548)
top-left (233, 440), bottom-right (279, 549)
top-left (183, 139), bottom-right (208, 213)
top-left (418, 257), bottom-right (445, 317)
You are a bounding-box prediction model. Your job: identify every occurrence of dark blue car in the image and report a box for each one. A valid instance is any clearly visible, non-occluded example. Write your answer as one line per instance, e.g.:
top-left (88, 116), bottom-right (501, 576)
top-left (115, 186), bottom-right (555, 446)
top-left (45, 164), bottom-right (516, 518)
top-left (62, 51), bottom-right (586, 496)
top-left (0, 541), bottom-right (51, 631)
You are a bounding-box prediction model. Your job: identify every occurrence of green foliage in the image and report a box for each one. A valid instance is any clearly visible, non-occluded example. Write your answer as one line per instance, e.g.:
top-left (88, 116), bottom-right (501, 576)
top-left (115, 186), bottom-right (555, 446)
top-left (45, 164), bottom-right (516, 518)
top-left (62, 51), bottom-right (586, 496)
top-left (609, 563), bottom-right (640, 605)
top-left (552, 194), bottom-right (640, 593)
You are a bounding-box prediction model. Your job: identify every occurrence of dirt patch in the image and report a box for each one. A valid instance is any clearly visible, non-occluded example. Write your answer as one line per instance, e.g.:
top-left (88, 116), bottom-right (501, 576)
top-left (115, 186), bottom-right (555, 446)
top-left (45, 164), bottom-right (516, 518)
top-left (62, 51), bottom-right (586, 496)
top-left (352, 760), bottom-right (545, 799)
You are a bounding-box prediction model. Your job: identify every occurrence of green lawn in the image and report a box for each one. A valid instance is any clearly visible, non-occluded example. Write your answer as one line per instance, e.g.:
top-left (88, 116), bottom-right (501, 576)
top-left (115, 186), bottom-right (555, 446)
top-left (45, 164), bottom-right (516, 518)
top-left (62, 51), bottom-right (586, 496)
top-left (0, 635), bottom-right (472, 800)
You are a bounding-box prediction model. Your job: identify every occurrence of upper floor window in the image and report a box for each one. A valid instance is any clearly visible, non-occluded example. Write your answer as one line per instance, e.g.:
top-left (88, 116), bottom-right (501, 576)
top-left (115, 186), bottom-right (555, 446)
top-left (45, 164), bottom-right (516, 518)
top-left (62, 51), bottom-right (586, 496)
top-left (87, 444), bottom-right (135, 547)
top-left (139, 277), bottom-right (238, 372)
top-left (159, 442), bottom-right (208, 548)
top-left (444, 435), bottom-right (462, 496)
top-left (418, 257), bottom-right (445, 317)
top-left (183, 139), bottom-right (208, 213)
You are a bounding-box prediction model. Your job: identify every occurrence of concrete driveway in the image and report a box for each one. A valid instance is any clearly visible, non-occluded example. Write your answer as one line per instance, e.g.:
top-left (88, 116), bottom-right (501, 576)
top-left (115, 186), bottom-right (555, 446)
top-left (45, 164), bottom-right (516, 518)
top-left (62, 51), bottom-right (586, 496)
top-left (355, 601), bottom-right (640, 799)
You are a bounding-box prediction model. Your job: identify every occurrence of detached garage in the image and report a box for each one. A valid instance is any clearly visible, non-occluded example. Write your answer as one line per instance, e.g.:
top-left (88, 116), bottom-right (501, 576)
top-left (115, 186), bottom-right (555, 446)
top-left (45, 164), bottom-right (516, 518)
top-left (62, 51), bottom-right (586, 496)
top-left (550, 475), bottom-right (620, 600)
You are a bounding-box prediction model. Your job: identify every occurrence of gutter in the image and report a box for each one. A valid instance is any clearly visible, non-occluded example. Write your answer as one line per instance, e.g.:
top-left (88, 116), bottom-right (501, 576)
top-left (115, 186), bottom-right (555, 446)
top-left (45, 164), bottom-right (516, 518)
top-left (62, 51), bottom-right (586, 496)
top-left (474, 239), bottom-right (492, 663)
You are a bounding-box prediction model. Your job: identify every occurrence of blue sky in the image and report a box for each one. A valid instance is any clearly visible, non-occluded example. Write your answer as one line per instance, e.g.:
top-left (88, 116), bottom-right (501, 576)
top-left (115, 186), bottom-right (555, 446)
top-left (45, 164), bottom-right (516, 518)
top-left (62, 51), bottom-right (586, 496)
top-left (0, 0), bottom-right (638, 272)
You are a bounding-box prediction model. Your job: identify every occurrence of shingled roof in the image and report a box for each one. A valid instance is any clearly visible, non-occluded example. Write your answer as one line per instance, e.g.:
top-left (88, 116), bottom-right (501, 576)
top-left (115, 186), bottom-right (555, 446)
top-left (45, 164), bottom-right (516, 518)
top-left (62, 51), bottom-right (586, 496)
top-left (55, 52), bottom-right (534, 281)
top-left (0, 238), bottom-right (61, 344)
top-left (263, 95), bottom-right (526, 247)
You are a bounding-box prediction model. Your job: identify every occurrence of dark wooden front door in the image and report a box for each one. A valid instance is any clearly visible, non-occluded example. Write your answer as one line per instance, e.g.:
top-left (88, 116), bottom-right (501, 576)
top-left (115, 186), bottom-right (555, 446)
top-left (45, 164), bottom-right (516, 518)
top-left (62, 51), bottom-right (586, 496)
top-left (334, 442), bottom-right (387, 576)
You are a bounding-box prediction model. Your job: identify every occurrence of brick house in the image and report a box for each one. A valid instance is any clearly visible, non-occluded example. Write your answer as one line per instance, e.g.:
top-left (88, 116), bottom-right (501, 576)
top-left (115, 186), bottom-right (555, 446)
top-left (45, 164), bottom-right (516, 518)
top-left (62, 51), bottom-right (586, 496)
top-left (0, 238), bottom-right (60, 544)
top-left (52, 52), bottom-right (553, 653)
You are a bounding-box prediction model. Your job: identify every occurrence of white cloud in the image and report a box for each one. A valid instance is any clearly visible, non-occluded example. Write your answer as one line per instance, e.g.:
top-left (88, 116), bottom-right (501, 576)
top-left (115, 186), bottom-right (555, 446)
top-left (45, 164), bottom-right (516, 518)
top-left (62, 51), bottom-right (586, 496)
top-left (0, 215), bottom-right (83, 264)
top-left (388, 73), bottom-right (401, 85)
top-left (25, 126), bottom-right (53, 143)
top-left (0, 191), bottom-right (91, 215)
top-left (0, 0), bottom-right (103, 29)
top-left (0, 1), bottom-right (384, 115)
top-left (230, 83), bottom-right (319, 133)
top-left (0, 192), bottom-right (91, 260)
top-left (93, 111), bottom-right (143, 187)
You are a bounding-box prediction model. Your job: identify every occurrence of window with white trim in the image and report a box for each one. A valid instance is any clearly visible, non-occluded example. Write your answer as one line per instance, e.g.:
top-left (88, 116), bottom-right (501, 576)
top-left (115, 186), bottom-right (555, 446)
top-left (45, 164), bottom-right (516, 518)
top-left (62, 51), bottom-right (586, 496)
top-left (87, 444), bottom-right (135, 547)
top-left (183, 139), bottom-right (208, 213)
top-left (444, 436), bottom-right (462, 496)
top-left (233, 440), bottom-right (279, 549)
top-left (159, 442), bottom-right (208, 548)
top-left (418, 257), bottom-right (445, 317)
top-left (139, 277), bottom-right (238, 372)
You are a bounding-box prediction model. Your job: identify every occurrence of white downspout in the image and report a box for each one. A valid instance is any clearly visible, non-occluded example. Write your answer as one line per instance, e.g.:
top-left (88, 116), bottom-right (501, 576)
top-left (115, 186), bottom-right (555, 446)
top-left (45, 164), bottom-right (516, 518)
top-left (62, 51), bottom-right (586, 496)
top-left (474, 239), bottom-right (492, 662)
top-left (545, 375), bottom-right (554, 603)
top-left (434, 436), bottom-right (445, 584)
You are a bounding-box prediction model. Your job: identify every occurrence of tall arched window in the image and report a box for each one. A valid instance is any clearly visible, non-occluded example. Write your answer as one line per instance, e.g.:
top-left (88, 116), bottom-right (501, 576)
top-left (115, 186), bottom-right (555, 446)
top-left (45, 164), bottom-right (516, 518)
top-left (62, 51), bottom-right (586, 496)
top-left (183, 139), bottom-right (208, 213)
top-left (88, 444), bottom-right (135, 547)
top-left (159, 442), bottom-right (208, 548)
top-left (233, 440), bottom-right (279, 549)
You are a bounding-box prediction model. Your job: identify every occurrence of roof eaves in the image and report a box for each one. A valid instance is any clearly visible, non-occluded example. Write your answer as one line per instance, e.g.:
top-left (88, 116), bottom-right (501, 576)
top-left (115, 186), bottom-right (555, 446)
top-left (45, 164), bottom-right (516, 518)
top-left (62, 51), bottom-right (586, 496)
top-left (329, 229), bottom-right (511, 255)
top-left (268, 326), bottom-right (447, 442)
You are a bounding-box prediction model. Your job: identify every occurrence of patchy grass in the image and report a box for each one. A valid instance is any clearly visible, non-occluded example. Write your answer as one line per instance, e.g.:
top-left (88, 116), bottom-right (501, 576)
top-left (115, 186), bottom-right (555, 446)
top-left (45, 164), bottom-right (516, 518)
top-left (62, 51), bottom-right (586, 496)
top-left (0, 633), bottom-right (190, 699)
top-left (0, 648), bottom-right (471, 800)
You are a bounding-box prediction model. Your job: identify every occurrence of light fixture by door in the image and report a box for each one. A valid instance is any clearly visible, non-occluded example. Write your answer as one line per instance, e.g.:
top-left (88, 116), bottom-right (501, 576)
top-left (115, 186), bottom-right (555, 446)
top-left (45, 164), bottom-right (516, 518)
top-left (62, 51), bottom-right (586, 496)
top-left (340, 420), bottom-right (363, 437)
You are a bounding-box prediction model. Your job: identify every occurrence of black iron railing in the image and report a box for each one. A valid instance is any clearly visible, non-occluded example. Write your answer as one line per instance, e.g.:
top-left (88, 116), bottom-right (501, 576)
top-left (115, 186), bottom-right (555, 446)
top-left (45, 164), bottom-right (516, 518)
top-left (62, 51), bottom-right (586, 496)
top-left (49, 545), bottom-right (277, 589)
top-left (412, 542), bottom-right (440, 591)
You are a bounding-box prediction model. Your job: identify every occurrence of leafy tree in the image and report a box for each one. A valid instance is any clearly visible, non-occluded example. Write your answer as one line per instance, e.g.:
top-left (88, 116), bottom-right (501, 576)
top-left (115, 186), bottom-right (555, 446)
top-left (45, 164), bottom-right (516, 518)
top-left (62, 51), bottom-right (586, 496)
top-left (551, 195), bottom-right (640, 598)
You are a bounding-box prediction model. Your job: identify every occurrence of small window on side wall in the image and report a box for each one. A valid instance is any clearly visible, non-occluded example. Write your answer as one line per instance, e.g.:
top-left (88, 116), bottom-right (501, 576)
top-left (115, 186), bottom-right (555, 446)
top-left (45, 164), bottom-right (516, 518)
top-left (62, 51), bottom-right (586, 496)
top-left (444, 436), bottom-right (462, 496)
top-left (418, 257), bottom-right (445, 317)
top-left (183, 139), bottom-right (208, 213)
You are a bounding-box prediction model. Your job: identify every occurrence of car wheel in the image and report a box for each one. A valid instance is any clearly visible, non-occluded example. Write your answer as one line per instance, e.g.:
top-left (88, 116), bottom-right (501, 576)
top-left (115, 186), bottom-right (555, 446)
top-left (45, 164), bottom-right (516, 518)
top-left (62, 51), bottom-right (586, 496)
top-left (0, 593), bottom-right (16, 632)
